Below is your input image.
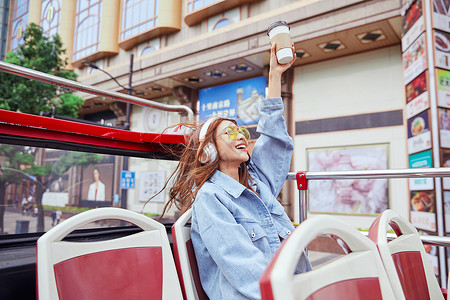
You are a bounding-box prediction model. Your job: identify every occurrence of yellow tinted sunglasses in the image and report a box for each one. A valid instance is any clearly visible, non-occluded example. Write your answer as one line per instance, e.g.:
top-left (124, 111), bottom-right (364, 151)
top-left (225, 125), bottom-right (251, 140)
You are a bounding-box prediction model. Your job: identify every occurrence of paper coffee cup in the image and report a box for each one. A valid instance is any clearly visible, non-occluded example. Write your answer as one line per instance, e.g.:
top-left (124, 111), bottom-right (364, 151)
top-left (267, 21), bottom-right (293, 64)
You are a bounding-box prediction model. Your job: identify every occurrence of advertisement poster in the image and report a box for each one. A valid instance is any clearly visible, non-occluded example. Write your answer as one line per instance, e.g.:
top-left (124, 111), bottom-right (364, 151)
top-left (139, 171), bottom-right (165, 203)
top-left (441, 148), bottom-right (450, 189)
top-left (406, 91), bottom-right (429, 119)
top-left (421, 232), bottom-right (440, 276)
top-left (82, 163), bottom-right (114, 202)
top-left (410, 191), bottom-right (436, 231)
top-left (439, 108), bottom-right (450, 147)
top-left (198, 76), bottom-right (267, 125)
top-left (407, 110), bottom-right (432, 154)
top-left (437, 68), bottom-right (450, 108)
top-left (435, 30), bottom-right (450, 71)
top-left (433, 0), bottom-right (450, 33)
top-left (409, 150), bottom-right (434, 190)
top-left (403, 33), bottom-right (428, 84)
top-left (402, 0), bottom-right (424, 51)
top-left (406, 71), bottom-right (427, 103)
top-left (307, 144), bottom-right (388, 215)
top-left (445, 191), bottom-right (450, 232)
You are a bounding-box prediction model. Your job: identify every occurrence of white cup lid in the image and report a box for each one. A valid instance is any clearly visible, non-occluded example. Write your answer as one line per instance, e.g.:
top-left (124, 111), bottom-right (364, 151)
top-left (267, 21), bottom-right (290, 35)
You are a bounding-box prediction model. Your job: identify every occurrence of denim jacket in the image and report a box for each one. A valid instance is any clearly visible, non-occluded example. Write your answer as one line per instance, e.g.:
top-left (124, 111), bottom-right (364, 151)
top-left (191, 97), bottom-right (312, 300)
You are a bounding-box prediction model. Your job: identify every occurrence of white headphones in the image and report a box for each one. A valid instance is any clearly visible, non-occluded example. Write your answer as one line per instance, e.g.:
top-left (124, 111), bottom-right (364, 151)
top-left (198, 117), bottom-right (218, 165)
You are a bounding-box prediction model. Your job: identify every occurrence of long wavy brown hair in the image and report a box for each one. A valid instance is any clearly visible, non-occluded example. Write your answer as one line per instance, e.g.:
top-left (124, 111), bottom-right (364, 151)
top-left (144, 117), bottom-right (256, 217)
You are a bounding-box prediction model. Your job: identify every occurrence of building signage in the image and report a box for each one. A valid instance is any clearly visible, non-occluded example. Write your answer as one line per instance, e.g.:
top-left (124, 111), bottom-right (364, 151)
top-left (407, 110), bottom-right (432, 154)
top-left (437, 68), bottom-right (450, 108)
top-left (434, 30), bottom-right (450, 71)
top-left (444, 191), bottom-right (450, 232)
top-left (432, 0), bottom-right (450, 33)
top-left (402, 0), bottom-right (424, 51)
top-left (410, 191), bottom-right (436, 232)
top-left (439, 108), bottom-right (450, 148)
top-left (408, 150), bottom-right (434, 190)
top-left (403, 33), bottom-right (428, 84)
top-left (406, 91), bottom-right (429, 119)
top-left (405, 71), bottom-right (427, 103)
top-left (441, 148), bottom-right (450, 189)
top-left (199, 76), bottom-right (267, 125)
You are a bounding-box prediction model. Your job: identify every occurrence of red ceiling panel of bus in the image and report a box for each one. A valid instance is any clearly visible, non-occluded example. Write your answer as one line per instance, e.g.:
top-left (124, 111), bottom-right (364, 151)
top-left (0, 109), bottom-right (186, 157)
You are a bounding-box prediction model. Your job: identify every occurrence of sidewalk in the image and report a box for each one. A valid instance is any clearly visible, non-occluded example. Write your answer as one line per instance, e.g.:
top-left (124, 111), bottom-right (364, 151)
top-left (3, 207), bottom-right (58, 235)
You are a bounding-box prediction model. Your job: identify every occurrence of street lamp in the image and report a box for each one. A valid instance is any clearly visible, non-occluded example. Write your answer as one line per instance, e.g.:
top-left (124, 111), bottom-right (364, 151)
top-left (82, 55), bottom-right (137, 210)
top-left (82, 54), bottom-right (143, 130)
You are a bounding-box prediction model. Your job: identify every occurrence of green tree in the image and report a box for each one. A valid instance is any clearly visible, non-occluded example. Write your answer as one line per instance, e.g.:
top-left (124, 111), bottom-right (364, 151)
top-left (0, 145), bottom-right (102, 233)
top-left (0, 145), bottom-right (37, 234)
top-left (0, 23), bottom-right (83, 117)
top-left (24, 150), bottom-right (102, 232)
top-left (0, 24), bottom-right (101, 233)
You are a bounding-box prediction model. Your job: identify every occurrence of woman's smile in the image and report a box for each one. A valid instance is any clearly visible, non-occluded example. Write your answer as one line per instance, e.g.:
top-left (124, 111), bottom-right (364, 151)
top-left (215, 120), bottom-right (250, 173)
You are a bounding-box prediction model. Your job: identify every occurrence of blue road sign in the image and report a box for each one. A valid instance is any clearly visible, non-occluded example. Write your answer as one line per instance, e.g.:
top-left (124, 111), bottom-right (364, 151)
top-left (120, 170), bottom-right (135, 189)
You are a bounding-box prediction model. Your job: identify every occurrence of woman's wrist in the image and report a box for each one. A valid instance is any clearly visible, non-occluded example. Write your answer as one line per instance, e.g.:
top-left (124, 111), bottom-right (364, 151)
top-left (268, 72), bottom-right (282, 98)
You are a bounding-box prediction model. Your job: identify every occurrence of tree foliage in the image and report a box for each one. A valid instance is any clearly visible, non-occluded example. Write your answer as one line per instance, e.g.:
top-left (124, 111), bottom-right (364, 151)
top-left (0, 24), bottom-right (102, 233)
top-left (0, 23), bottom-right (83, 117)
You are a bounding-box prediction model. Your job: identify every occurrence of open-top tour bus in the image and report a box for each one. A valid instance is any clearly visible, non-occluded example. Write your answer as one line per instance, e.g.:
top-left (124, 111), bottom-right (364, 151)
top-left (2, 61), bottom-right (450, 300)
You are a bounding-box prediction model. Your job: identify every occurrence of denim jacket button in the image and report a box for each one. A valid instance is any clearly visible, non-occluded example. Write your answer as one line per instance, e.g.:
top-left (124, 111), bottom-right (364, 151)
top-left (251, 230), bottom-right (256, 238)
top-left (286, 230), bottom-right (291, 235)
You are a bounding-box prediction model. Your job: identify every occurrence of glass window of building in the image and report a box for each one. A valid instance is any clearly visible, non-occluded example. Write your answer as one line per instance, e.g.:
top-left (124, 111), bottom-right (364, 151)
top-left (141, 45), bottom-right (155, 56)
top-left (10, 0), bottom-right (29, 52)
top-left (73, 0), bottom-right (101, 62)
top-left (187, 0), bottom-right (218, 13)
top-left (121, 0), bottom-right (158, 41)
top-left (0, 143), bottom-right (179, 235)
top-left (213, 17), bottom-right (232, 30)
top-left (40, 0), bottom-right (61, 37)
top-left (207, 8), bottom-right (239, 32)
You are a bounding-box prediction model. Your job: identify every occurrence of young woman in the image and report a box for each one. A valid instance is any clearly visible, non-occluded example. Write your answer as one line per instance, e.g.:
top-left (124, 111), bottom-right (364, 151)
top-left (157, 43), bottom-right (311, 299)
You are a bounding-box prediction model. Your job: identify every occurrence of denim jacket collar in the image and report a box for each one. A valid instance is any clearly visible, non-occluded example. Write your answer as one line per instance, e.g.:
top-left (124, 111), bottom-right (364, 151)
top-left (209, 170), bottom-right (246, 198)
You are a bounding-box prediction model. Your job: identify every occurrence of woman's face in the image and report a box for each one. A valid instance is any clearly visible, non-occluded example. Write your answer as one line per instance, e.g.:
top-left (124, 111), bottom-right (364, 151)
top-left (215, 120), bottom-right (249, 169)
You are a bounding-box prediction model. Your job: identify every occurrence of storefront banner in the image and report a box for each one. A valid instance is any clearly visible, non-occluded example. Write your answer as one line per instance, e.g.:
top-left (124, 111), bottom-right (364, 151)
top-left (437, 68), bottom-right (450, 108)
top-left (406, 91), bottom-right (429, 119)
top-left (408, 130), bottom-right (432, 154)
top-left (426, 250), bottom-right (440, 276)
top-left (139, 171), bottom-right (165, 202)
top-left (420, 231), bottom-right (440, 276)
top-left (406, 71), bottom-right (427, 103)
top-left (444, 191), bottom-right (450, 232)
top-left (407, 110), bottom-right (432, 154)
top-left (411, 191), bottom-right (436, 232)
top-left (408, 150), bottom-right (434, 190)
top-left (441, 148), bottom-right (450, 189)
top-left (199, 76), bottom-right (267, 125)
top-left (411, 211), bottom-right (436, 231)
top-left (307, 145), bottom-right (388, 215)
top-left (403, 33), bottom-right (428, 84)
top-left (402, 0), bottom-right (424, 51)
top-left (439, 108), bottom-right (450, 147)
top-left (435, 30), bottom-right (450, 71)
top-left (433, 0), bottom-right (450, 33)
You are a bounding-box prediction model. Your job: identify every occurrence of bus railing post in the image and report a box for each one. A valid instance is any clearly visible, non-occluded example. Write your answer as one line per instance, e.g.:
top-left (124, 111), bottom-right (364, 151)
top-left (296, 171), bottom-right (308, 224)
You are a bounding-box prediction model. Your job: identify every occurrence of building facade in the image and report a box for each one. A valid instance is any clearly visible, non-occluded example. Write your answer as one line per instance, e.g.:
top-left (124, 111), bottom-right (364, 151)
top-left (3, 0), bottom-right (407, 225)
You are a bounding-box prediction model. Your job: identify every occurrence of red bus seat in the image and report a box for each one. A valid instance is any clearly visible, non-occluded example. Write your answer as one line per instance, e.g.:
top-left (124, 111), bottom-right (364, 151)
top-left (172, 208), bottom-right (209, 300)
top-left (37, 207), bottom-right (183, 300)
top-left (260, 215), bottom-right (396, 300)
top-left (368, 209), bottom-right (444, 300)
